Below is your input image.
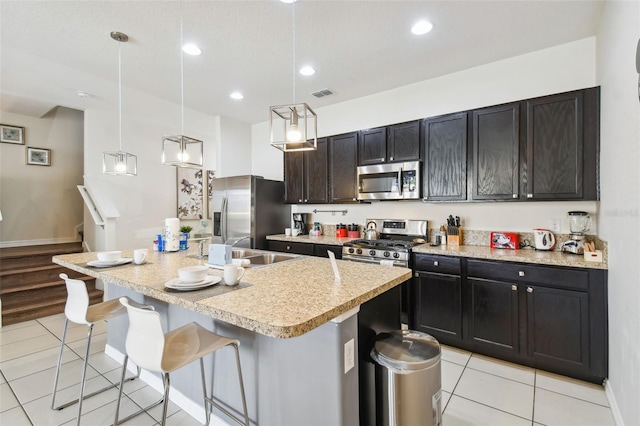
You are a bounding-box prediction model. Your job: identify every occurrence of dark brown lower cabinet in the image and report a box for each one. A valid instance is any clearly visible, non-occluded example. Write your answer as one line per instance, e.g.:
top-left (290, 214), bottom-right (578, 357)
top-left (412, 253), bottom-right (607, 384)
top-left (267, 240), bottom-right (341, 259)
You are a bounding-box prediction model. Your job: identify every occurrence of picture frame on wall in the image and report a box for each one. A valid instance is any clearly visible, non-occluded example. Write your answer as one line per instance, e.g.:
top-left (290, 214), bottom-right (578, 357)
top-left (177, 168), bottom-right (204, 220)
top-left (0, 124), bottom-right (25, 145)
top-left (26, 147), bottom-right (51, 166)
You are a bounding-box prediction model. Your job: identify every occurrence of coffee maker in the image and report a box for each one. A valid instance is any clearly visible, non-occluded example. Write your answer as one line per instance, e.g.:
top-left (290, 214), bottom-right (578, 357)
top-left (292, 213), bottom-right (310, 235)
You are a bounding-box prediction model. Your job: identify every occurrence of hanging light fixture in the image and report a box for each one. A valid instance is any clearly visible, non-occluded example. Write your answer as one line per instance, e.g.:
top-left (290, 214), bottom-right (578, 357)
top-left (162, 0), bottom-right (204, 168)
top-left (270, 1), bottom-right (317, 152)
top-left (103, 31), bottom-right (137, 176)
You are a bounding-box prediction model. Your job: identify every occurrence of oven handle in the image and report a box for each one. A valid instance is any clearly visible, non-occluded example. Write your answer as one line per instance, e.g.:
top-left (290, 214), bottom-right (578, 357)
top-left (342, 254), bottom-right (407, 267)
top-left (398, 167), bottom-right (403, 196)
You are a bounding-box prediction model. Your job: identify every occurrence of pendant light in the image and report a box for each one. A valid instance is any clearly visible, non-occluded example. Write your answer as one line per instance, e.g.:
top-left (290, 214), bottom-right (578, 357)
top-left (103, 31), bottom-right (137, 176)
top-left (270, 1), bottom-right (317, 152)
top-left (162, 0), bottom-right (203, 168)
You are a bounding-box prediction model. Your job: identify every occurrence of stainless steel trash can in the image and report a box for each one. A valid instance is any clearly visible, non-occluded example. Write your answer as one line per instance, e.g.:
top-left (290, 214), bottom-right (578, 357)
top-left (371, 330), bottom-right (442, 426)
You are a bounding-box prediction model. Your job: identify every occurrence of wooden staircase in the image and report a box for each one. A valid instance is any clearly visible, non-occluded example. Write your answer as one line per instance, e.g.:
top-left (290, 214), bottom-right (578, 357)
top-left (0, 242), bottom-right (103, 326)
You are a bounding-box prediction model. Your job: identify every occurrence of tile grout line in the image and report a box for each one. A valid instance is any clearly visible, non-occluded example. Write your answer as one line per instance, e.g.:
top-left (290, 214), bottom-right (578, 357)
top-left (0, 370), bottom-right (35, 425)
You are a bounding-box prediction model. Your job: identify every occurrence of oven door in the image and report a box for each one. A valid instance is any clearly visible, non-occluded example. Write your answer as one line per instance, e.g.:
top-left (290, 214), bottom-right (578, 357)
top-left (357, 161), bottom-right (420, 200)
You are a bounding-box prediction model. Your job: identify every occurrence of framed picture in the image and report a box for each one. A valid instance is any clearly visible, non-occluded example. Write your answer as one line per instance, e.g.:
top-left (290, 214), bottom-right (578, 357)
top-left (177, 168), bottom-right (204, 219)
top-left (0, 124), bottom-right (25, 145)
top-left (26, 147), bottom-right (51, 166)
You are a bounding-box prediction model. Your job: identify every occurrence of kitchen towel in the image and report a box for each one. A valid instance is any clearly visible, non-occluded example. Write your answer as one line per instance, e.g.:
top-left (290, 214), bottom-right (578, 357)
top-left (379, 259), bottom-right (395, 267)
top-left (164, 218), bottom-right (180, 252)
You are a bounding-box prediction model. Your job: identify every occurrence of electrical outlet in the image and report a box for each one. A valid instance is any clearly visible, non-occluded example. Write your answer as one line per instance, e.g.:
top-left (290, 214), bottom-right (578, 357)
top-left (551, 218), bottom-right (561, 233)
top-left (344, 338), bottom-right (355, 374)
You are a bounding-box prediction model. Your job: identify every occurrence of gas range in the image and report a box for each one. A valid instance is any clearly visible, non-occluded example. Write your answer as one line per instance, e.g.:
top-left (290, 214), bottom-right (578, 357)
top-left (341, 219), bottom-right (428, 267)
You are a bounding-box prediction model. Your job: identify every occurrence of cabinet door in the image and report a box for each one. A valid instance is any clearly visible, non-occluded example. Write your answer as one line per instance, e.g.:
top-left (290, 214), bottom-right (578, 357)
top-left (313, 244), bottom-right (342, 259)
top-left (423, 113), bottom-right (468, 201)
top-left (329, 132), bottom-right (359, 203)
top-left (304, 138), bottom-right (329, 203)
top-left (414, 271), bottom-right (463, 345)
top-left (471, 103), bottom-right (520, 200)
top-left (388, 120), bottom-right (421, 163)
top-left (469, 278), bottom-right (520, 355)
top-left (284, 152), bottom-right (304, 204)
top-left (526, 285), bottom-right (590, 374)
top-left (525, 91), bottom-right (584, 200)
top-left (358, 127), bottom-right (387, 165)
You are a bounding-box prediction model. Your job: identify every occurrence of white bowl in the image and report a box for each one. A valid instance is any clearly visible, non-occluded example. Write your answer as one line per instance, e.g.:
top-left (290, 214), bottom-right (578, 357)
top-left (97, 251), bottom-right (122, 262)
top-left (178, 265), bottom-right (209, 283)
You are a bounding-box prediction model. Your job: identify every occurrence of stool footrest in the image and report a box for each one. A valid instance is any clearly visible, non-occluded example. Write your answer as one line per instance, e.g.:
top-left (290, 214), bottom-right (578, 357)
top-left (205, 396), bottom-right (249, 426)
top-left (53, 374), bottom-right (139, 411)
top-left (115, 397), bottom-right (164, 425)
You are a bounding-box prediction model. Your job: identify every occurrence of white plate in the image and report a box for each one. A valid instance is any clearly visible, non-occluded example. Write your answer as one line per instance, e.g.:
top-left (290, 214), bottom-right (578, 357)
top-left (164, 276), bottom-right (221, 291)
top-left (205, 263), bottom-right (225, 270)
top-left (87, 258), bottom-right (133, 268)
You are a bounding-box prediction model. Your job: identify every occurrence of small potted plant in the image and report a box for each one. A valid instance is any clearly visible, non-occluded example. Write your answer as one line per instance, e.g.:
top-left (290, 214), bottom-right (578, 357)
top-left (180, 225), bottom-right (193, 238)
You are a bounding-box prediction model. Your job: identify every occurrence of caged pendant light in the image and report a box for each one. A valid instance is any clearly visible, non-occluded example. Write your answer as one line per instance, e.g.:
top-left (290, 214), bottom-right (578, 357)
top-left (103, 31), bottom-right (137, 176)
top-left (162, 0), bottom-right (203, 168)
top-left (270, 1), bottom-right (317, 152)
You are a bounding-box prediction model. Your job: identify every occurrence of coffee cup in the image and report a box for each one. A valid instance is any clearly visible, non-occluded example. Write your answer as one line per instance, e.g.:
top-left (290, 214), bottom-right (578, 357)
top-left (291, 228), bottom-right (300, 237)
top-left (285, 228), bottom-right (292, 236)
top-left (224, 264), bottom-right (245, 286)
top-left (133, 248), bottom-right (148, 265)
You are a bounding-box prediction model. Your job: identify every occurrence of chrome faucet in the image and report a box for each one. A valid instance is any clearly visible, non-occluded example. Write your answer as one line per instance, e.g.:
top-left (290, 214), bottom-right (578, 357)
top-left (224, 235), bottom-right (251, 248)
top-left (197, 238), bottom-right (210, 258)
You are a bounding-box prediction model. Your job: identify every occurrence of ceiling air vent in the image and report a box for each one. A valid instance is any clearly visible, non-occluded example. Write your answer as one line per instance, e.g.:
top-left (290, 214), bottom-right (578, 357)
top-left (311, 88), bottom-right (335, 98)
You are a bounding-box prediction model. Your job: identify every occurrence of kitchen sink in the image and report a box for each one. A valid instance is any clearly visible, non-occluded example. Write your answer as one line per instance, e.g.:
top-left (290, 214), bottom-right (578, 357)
top-left (232, 249), bottom-right (301, 267)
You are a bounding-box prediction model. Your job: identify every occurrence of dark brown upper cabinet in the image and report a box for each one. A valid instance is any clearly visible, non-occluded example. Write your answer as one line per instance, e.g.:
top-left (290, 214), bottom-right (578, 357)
top-left (388, 120), bottom-right (421, 163)
top-left (358, 127), bottom-right (387, 165)
top-left (524, 88), bottom-right (599, 200)
top-left (358, 121), bottom-right (421, 165)
top-left (471, 103), bottom-right (520, 201)
top-left (329, 132), bottom-right (359, 203)
top-left (423, 113), bottom-right (468, 201)
top-left (283, 138), bottom-right (329, 204)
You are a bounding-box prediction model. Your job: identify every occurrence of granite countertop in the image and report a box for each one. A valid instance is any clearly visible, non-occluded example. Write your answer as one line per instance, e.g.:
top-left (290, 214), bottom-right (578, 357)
top-left (267, 234), bottom-right (357, 246)
top-left (412, 244), bottom-right (607, 270)
top-left (52, 248), bottom-right (411, 339)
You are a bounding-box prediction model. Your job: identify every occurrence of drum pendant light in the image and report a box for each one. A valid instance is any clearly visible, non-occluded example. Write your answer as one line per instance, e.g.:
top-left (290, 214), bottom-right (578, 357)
top-left (270, 1), bottom-right (317, 152)
top-left (162, 0), bottom-right (203, 168)
top-left (103, 31), bottom-right (137, 176)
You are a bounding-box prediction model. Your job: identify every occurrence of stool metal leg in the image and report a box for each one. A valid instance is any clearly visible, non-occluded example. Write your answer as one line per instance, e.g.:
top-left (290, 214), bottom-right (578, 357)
top-left (113, 356), bottom-right (164, 426)
top-left (51, 318), bottom-right (70, 410)
top-left (200, 358), bottom-right (211, 426)
top-left (161, 373), bottom-right (171, 426)
top-left (202, 344), bottom-right (249, 426)
top-left (74, 323), bottom-right (94, 425)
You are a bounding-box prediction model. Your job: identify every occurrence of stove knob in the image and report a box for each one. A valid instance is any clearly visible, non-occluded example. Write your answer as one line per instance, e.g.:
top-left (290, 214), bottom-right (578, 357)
top-left (393, 252), bottom-right (400, 259)
top-left (369, 250), bottom-right (376, 256)
top-left (348, 248), bottom-right (354, 254)
top-left (384, 251), bottom-right (390, 257)
top-left (356, 249), bottom-right (363, 255)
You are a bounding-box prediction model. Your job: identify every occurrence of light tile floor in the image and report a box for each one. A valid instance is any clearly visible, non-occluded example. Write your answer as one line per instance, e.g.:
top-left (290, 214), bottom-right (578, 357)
top-left (0, 313), bottom-right (615, 425)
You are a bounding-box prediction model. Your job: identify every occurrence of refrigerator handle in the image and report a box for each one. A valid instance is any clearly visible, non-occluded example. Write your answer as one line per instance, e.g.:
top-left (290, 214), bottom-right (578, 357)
top-left (221, 197), bottom-right (228, 243)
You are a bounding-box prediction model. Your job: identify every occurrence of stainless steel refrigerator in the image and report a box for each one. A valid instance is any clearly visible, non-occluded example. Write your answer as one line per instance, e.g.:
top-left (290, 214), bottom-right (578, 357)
top-left (209, 175), bottom-right (290, 249)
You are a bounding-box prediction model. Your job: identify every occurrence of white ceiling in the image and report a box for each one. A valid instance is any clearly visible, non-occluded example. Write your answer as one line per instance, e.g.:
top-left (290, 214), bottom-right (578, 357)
top-left (0, 0), bottom-right (604, 124)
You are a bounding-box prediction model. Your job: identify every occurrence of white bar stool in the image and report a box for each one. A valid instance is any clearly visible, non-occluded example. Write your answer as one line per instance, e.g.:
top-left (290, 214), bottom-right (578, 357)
top-left (51, 273), bottom-right (144, 425)
top-left (113, 297), bottom-right (249, 426)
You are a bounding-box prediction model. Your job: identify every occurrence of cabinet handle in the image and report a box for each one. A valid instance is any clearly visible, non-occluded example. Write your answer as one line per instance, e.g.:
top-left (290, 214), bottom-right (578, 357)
top-left (433, 261), bottom-right (439, 266)
top-left (527, 287), bottom-right (533, 293)
top-left (390, 156), bottom-right (394, 161)
top-left (414, 272), bottom-right (419, 278)
top-left (286, 245), bottom-right (291, 250)
top-left (298, 199), bottom-right (303, 203)
top-left (304, 199), bottom-right (308, 202)
top-left (511, 285), bottom-right (517, 291)
top-left (512, 194), bottom-right (518, 199)
top-left (518, 271), bottom-right (525, 277)
top-left (527, 193), bottom-right (533, 199)
top-left (379, 158), bottom-right (385, 162)
top-left (353, 198), bottom-right (357, 201)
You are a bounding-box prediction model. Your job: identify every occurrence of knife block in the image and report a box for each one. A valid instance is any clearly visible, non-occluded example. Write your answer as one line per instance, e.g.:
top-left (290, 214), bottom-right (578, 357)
top-left (447, 229), bottom-right (461, 246)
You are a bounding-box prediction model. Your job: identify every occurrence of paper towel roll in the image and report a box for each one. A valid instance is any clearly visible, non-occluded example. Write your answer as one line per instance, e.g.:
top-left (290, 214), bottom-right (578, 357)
top-left (164, 218), bottom-right (180, 252)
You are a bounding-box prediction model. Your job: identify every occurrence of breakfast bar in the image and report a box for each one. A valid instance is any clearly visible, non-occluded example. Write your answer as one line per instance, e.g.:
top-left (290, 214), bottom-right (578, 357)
top-left (53, 247), bottom-right (411, 425)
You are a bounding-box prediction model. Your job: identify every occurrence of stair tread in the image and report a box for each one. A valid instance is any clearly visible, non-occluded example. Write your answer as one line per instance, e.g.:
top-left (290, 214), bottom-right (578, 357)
top-left (0, 264), bottom-right (61, 276)
top-left (2, 289), bottom-right (103, 313)
top-left (0, 276), bottom-right (95, 295)
top-left (0, 242), bottom-right (83, 260)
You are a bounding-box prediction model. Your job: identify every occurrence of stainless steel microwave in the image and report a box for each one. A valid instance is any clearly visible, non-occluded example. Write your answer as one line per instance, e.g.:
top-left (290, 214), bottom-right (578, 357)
top-left (357, 161), bottom-right (421, 200)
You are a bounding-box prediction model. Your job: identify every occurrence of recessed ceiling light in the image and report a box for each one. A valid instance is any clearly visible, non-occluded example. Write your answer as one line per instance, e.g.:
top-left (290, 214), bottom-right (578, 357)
top-left (182, 43), bottom-right (202, 55)
top-left (411, 20), bottom-right (433, 36)
top-left (280, 0), bottom-right (297, 3)
top-left (75, 91), bottom-right (92, 98)
top-left (230, 92), bottom-right (244, 100)
top-left (299, 65), bottom-right (315, 76)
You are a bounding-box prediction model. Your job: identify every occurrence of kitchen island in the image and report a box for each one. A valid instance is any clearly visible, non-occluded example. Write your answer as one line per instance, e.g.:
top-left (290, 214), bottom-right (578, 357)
top-left (53, 248), bottom-right (411, 425)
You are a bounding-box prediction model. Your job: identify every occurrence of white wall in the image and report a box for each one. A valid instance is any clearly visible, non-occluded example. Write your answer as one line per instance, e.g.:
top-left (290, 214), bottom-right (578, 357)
top-left (83, 87), bottom-right (218, 251)
top-left (252, 37), bottom-right (599, 233)
top-left (0, 107), bottom-right (84, 246)
top-left (596, 1), bottom-right (640, 424)
top-left (216, 116), bottom-right (252, 178)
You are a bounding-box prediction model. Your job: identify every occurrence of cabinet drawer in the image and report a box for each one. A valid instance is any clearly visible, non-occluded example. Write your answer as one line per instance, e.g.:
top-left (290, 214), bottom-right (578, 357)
top-left (314, 244), bottom-right (342, 259)
top-left (414, 254), bottom-right (461, 275)
top-left (268, 241), bottom-right (314, 255)
top-left (467, 259), bottom-right (589, 291)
